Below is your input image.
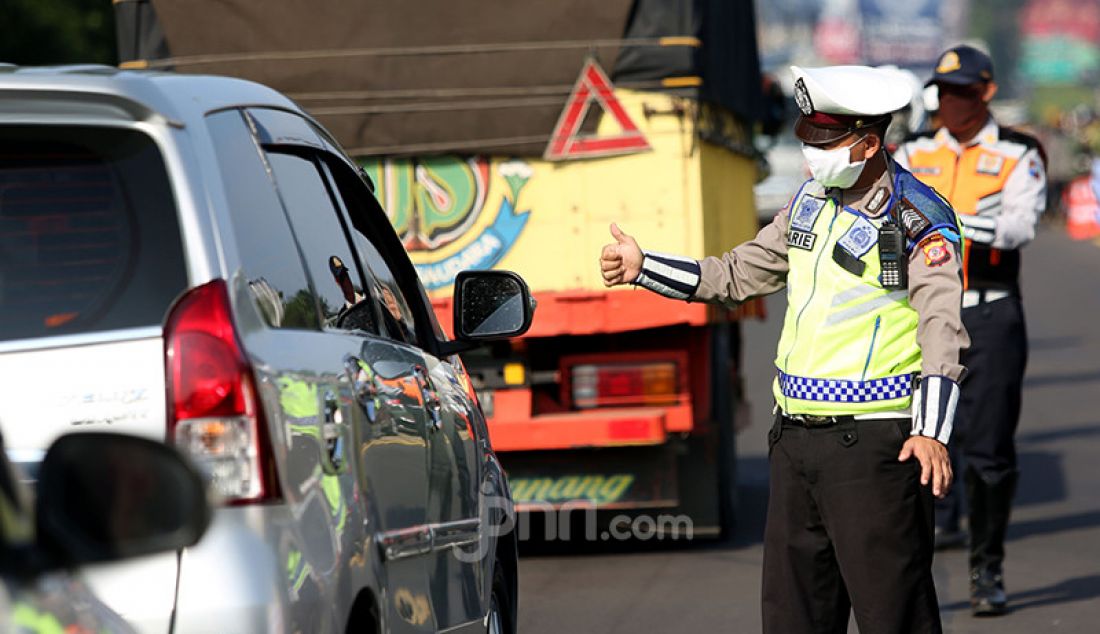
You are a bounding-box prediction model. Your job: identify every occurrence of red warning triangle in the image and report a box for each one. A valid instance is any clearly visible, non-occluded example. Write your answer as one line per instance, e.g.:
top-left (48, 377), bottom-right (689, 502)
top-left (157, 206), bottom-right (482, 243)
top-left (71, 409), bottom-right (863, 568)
top-left (543, 59), bottom-right (652, 161)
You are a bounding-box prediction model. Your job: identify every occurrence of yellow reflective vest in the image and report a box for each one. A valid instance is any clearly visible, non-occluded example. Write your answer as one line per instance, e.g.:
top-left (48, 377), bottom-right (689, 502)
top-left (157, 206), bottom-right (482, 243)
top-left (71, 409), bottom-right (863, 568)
top-left (774, 172), bottom-right (960, 415)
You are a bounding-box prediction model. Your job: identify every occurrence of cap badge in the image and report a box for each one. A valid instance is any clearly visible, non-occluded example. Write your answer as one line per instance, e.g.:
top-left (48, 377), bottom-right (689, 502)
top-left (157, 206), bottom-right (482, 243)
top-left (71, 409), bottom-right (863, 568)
top-left (936, 51), bottom-right (961, 74)
top-left (794, 78), bottom-right (814, 116)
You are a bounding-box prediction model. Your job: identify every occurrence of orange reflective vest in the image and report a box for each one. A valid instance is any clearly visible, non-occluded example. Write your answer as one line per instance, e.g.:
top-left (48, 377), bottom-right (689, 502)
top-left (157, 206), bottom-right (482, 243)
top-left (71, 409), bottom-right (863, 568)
top-left (901, 125), bottom-right (1042, 291)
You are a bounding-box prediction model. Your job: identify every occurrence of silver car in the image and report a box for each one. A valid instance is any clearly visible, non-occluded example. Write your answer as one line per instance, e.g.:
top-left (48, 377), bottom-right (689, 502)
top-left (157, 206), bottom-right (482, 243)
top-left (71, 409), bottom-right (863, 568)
top-left (0, 66), bottom-right (528, 633)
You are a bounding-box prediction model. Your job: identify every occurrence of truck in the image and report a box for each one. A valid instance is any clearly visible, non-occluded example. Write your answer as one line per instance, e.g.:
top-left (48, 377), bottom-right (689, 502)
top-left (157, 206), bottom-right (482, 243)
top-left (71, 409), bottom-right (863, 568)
top-left (115, 0), bottom-right (768, 539)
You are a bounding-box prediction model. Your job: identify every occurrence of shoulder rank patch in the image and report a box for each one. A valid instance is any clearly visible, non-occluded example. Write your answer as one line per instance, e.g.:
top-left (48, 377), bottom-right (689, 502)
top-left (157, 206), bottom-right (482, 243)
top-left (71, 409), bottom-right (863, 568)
top-left (866, 187), bottom-right (889, 214)
top-left (791, 196), bottom-right (826, 231)
top-left (898, 198), bottom-right (932, 239)
top-left (921, 235), bottom-right (951, 267)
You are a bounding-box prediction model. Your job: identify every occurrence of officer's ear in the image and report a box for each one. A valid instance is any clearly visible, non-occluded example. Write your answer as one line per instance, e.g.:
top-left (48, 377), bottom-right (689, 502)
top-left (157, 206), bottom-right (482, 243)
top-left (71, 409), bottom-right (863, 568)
top-left (982, 81), bottom-right (998, 103)
top-left (860, 131), bottom-right (883, 161)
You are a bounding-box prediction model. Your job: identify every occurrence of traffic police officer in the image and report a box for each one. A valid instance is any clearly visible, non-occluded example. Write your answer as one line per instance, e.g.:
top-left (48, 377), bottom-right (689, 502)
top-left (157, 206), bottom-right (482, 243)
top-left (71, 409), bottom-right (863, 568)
top-left (601, 65), bottom-right (968, 634)
top-left (896, 45), bottom-right (1045, 616)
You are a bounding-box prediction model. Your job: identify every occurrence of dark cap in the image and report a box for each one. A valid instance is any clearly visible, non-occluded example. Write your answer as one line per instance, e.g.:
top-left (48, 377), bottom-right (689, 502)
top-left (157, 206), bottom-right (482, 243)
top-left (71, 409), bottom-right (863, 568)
top-left (328, 255), bottom-right (348, 277)
top-left (928, 45), bottom-right (994, 86)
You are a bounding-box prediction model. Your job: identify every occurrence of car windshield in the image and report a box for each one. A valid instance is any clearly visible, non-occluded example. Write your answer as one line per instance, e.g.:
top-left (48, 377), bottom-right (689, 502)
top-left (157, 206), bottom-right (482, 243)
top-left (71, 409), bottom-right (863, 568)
top-left (0, 126), bottom-right (187, 343)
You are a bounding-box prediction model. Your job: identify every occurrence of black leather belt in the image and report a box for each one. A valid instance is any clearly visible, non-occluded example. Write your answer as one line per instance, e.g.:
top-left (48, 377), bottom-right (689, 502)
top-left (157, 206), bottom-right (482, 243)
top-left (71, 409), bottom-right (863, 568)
top-left (780, 413), bottom-right (855, 428)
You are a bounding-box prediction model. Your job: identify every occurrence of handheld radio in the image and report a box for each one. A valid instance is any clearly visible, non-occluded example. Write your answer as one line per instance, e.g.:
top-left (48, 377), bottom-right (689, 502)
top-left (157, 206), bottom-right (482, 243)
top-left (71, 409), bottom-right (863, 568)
top-left (878, 221), bottom-right (907, 290)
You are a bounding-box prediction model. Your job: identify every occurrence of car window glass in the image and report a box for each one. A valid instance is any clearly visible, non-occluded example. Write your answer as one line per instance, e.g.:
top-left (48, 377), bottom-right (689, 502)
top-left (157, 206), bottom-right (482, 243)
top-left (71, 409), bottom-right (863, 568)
top-left (206, 110), bottom-right (319, 330)
top-left (353, 232), bottom-right (417, 344)
top-left (0, 126), bottom-right (187, 342)
top-left (264, 151), bottom-right (380, 335)
top-left (323, 161), bottom-right (420, 345)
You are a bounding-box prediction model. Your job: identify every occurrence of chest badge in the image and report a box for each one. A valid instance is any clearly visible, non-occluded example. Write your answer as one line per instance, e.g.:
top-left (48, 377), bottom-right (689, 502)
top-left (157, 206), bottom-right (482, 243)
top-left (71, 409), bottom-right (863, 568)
top-left (976, 152), bottom-right (1005, 176)
top-left (791, 196), bottom-right (826, 231)
top-left (838, 216), bottom-right (879, 259)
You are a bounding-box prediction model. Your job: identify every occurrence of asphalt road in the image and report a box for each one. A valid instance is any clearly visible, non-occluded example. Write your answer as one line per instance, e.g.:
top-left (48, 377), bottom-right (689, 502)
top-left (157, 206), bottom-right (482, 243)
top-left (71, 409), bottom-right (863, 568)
top-left (517, 225), bottom-right (1100, 633)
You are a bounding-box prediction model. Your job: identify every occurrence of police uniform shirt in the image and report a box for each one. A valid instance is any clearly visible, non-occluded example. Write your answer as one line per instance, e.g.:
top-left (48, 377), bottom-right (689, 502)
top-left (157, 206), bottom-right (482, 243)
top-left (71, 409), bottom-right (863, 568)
top-left (690, 160), bottom-right (968, 384)
top-left (895, 118), bottom-right (1046, 251)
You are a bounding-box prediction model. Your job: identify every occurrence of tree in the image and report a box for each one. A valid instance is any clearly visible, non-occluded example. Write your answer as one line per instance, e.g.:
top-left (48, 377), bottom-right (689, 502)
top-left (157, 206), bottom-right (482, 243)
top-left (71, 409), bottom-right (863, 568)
top-left (0, 0), bottom-right (116, 66)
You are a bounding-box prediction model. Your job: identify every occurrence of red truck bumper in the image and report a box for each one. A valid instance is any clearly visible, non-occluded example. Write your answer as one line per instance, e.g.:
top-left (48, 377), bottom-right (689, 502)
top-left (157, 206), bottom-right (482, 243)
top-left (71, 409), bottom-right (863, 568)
top-left (485, 389), bottom-right (693, 452)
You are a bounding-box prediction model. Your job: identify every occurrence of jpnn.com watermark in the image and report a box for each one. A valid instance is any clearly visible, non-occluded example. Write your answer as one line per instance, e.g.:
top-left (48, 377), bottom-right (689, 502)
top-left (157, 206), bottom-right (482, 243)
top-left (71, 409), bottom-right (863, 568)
top-left (515, 500), bottom-right (695, 543)
top-left (453, 492), bottom-right (694, 563)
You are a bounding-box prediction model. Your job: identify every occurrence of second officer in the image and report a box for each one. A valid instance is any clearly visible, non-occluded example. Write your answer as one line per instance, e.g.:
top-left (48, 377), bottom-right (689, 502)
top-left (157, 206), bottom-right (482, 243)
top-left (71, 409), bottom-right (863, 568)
top-left (896, 45), bottom-right (1045, 617)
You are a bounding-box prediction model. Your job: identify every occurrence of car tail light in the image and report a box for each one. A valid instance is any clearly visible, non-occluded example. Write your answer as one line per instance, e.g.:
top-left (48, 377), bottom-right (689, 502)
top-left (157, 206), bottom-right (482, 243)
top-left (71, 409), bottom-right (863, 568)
top-left (571, 362), bottom-right (680, 409)
top-left (165, 280), bottom-right (279, 504)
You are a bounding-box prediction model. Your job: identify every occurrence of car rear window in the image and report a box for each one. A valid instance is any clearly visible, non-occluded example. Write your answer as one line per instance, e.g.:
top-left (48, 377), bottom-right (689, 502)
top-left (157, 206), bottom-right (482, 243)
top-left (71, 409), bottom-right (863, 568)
top-left (0, 126), bottom-right (187, 343)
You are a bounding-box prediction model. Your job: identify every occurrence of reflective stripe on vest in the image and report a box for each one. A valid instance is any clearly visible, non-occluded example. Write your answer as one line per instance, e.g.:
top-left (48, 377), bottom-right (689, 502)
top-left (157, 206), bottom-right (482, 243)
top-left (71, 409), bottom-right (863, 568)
top-left (775, 182), bottom-right (921, 415)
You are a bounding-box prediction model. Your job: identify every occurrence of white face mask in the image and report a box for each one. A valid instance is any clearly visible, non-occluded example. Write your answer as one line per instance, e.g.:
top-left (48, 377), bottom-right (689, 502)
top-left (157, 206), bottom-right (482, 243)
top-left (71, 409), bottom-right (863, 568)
top-left (801, 135), bottom-right (868, 189)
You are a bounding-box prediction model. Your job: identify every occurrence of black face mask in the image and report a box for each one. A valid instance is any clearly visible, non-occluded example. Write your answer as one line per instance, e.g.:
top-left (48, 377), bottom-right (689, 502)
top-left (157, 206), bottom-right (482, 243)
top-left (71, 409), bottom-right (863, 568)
top-left (937, 83), bottom-right (988, 137)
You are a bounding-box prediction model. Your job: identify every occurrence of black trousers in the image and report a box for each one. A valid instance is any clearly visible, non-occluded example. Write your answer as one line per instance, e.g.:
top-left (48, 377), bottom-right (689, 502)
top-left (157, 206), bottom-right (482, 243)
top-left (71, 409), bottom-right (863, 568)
top-left (935, 296), bottom-right (1027, 531)
top-left (763, 417), bottom-right (941, 634)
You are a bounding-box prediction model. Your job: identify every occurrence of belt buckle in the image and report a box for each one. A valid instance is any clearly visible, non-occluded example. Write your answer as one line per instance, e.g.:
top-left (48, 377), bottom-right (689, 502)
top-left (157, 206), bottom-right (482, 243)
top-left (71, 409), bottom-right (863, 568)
top-left (787, 414), bottom-right (835, 427)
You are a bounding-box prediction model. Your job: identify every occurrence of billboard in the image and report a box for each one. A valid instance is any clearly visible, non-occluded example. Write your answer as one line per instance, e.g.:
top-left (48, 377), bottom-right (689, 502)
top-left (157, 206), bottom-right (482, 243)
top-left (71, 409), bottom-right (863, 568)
top-left (859, 0), bottom-right (943, 66)
top-left (811, 0), bottom-right (943, 67)
top-left (1018, 0), bottom-right (1100, 84)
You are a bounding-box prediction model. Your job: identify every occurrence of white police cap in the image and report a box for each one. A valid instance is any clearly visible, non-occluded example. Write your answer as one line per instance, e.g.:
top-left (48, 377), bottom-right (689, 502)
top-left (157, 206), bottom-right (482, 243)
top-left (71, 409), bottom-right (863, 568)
top-left (790, 65), bottom-right (915, 143)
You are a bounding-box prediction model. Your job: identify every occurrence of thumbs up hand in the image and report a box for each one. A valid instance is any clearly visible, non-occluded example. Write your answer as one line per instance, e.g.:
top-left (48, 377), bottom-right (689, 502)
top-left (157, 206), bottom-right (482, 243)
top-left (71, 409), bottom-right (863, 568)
top-left (600, 222), bottom-right (644, 287)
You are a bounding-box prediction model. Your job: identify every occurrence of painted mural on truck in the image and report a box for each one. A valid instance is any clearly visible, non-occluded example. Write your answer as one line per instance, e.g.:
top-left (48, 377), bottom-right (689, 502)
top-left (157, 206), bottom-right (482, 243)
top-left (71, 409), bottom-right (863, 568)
top-left (359, 157), bottom-right (532, 292)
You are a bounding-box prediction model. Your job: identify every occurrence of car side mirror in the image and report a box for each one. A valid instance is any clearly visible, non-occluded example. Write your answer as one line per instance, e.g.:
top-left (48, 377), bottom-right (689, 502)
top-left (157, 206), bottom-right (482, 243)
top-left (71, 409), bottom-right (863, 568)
top-left (34, 432), bottom-right (211, 569)
top-left (453, 270), bottom-right (535, 341)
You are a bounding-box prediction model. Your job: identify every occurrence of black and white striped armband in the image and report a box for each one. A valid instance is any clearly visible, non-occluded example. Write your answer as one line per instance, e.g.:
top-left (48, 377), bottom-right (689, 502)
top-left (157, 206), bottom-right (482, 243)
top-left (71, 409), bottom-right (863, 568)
top-left (910, 375), bottom-right (959, 445)
top-left (633, 251), bottom-right (701, 301)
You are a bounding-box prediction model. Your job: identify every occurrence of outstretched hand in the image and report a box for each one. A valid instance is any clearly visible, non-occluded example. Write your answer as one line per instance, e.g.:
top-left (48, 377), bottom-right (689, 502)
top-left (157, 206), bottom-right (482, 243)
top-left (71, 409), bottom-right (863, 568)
top-left (898, 435), bottom-right (953, 498)
top-left (600, 223), bottom-right (644, 287)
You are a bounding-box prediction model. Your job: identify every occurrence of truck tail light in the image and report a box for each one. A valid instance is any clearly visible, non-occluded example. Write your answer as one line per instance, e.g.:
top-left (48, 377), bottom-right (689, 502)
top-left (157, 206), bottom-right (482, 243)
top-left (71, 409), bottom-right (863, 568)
top-left (571, 362), bottom-right (680, 409)
top-left (165, 280), bottom-right (279, 504)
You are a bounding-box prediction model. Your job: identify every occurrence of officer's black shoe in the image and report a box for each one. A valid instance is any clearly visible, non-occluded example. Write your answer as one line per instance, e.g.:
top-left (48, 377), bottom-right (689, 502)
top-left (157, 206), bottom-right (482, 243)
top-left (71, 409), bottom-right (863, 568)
top-left (934, 526), bottom-right (967, 550)
top-left (970, 568), bottom-right (1008, 616)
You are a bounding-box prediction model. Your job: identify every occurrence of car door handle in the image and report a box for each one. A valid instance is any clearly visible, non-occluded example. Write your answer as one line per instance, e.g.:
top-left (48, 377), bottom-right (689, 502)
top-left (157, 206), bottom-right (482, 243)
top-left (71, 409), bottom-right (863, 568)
top-left (414, 365), bottom-right (443, 432)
